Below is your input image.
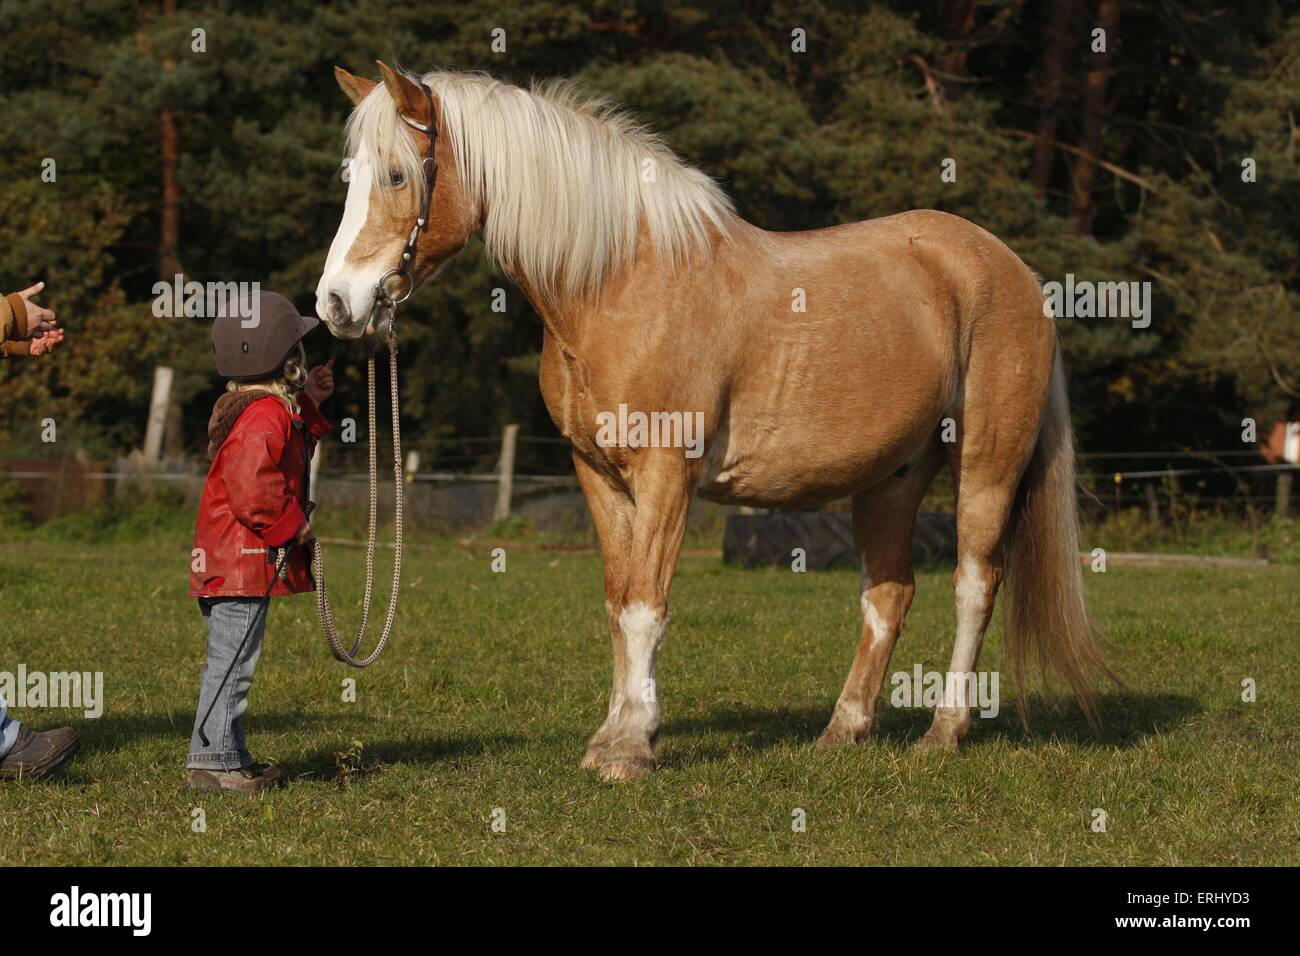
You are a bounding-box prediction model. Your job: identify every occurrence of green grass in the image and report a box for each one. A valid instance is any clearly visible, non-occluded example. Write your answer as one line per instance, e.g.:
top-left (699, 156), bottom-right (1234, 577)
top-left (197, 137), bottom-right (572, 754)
top-left (1089, 508), bottom-right (1300, 563)
top-left (0, 531), bottom-right (1296, 866)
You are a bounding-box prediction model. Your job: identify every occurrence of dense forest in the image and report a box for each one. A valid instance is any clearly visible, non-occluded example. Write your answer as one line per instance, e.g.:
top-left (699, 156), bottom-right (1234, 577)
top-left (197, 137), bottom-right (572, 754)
top-left (1, 0), bottom-right (1297, 485)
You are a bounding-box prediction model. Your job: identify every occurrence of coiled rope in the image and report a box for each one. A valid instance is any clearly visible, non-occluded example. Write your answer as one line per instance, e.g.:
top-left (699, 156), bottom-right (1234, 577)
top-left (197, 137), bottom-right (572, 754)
top-left (312, 328), bottom-right (401, 668)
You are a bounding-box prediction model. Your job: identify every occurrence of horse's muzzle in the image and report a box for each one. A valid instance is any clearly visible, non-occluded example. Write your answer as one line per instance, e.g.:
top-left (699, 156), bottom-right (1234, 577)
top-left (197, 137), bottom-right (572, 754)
top-left (320, 292), bottom-right (370, 340)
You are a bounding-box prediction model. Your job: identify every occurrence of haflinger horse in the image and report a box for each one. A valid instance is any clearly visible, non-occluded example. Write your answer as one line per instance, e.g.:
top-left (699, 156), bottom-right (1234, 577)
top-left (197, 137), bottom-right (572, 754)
top-left (317, 62), bottom-right (1111, 780)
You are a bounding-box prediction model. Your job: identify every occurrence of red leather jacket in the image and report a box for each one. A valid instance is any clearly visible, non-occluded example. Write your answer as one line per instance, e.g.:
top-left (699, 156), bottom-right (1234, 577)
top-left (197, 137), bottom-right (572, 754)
top-left (189, 393), bottom-right (331, 598)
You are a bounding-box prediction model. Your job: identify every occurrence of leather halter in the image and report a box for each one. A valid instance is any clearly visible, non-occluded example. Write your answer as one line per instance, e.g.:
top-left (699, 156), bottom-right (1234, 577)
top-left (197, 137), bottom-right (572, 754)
top-left (372, 82), bottom-right (438, 320)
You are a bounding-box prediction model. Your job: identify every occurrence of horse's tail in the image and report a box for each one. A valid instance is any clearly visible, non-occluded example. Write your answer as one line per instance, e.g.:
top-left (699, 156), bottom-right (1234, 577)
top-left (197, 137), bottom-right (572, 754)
top-left (1002, 350), bottom-right (1112, 724)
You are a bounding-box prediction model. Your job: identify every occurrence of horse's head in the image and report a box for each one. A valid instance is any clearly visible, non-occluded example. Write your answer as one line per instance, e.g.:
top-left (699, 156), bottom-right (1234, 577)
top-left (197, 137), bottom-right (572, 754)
top-left (316, 63), bottom-right (479, 339)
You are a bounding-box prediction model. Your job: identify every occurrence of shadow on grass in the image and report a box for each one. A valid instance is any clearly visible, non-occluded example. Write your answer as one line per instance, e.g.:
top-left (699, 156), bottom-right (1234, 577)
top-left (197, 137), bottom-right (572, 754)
top-left (877, 691), bottom-right (1202, 749)
top-left (286, 731), bottom-right (528, 783)
top-left (44, 712), bottom-right (524, 786)
top-left (663, 691), bottom-right (1201, 764)
top-left (73, 710), bottom-right (361, 754)
top-left (71, 712), bottom-right (524, 774)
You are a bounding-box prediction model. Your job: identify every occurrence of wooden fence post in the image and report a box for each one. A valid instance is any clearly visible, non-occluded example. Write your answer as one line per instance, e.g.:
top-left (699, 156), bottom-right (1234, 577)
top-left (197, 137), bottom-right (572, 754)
top-left (494, 424), bottom-right (519, 523)
top-left (1145, 482), bottom-right (1160, 525)
top-left (143, 366), bottom-right (173, 464)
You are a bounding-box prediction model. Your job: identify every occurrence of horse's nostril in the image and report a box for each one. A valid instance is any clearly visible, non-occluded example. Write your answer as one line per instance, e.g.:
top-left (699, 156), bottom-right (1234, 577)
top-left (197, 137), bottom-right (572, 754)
top-left (327, 293), bottom-right (350, 326)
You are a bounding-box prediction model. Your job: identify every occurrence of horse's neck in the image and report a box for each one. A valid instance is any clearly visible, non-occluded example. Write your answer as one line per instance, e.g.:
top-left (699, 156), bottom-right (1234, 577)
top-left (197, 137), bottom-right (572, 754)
top-left (509, 216), bottom-right (744, 353)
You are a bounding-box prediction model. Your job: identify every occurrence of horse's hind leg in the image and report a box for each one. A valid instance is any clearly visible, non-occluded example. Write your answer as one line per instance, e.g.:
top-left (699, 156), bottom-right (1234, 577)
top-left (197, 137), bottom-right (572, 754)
top-left (816, 442), bottom-right (944, 749)
top-left (918, 339), bottom-right (1049, 751)
top-left (915, 466), bottom-right (1017, 752)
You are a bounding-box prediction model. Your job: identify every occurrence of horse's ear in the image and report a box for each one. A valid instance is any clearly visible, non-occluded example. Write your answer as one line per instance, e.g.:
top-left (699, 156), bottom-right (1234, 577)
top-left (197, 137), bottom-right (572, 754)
top-left (335, 66), bottom-right (376, 106)
top-left (376, 60), bottom-right (429, 121)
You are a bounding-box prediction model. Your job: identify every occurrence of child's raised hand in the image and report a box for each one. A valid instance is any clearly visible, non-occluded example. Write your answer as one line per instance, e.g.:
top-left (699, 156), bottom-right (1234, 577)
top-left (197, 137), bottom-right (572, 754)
top-left (305, 358), bottom-right (334, 405)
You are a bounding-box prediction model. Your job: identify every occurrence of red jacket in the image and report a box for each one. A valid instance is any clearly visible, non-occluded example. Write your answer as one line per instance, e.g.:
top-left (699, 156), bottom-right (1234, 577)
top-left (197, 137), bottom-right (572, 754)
top-left (189, 393), bottom-right (331, 598)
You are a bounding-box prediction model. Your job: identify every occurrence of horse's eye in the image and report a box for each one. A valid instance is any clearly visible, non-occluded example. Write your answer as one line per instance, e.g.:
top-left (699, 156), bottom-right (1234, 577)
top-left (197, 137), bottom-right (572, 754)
top-left (340, 159), bottom-right (352, 183)
top-left (388, 169), bottom-right (406, 188)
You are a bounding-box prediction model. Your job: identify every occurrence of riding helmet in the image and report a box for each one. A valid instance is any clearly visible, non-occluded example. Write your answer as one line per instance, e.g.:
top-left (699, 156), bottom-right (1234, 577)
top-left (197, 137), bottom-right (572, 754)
top-left (211, 291), bottom-right (319, 379)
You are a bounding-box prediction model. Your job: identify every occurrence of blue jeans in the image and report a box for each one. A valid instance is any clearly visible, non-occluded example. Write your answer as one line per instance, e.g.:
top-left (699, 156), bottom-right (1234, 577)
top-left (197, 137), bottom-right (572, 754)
top-left (0, 692), bottom-right (19, 760)
top-left (188, 598), bottom-right (268, 770)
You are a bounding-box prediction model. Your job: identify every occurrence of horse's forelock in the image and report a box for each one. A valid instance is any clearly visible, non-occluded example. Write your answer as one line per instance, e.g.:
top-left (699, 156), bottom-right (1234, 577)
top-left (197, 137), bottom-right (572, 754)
top-left (343, 79), bottom-right (427, 214)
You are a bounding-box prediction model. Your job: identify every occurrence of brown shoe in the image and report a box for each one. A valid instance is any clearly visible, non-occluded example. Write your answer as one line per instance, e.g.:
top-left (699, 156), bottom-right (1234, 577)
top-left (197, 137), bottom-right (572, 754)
top-left (184, 762), bottom-right (283, 795)
top-left (248, 762), bottom-right (283, 786)
top-left (0, 726), bottom-right (80, 780)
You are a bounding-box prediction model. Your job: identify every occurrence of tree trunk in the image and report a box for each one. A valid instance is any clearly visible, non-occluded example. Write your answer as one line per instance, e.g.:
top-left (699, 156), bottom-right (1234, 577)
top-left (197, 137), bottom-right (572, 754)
top-left (1071, 0), bottom-right (1122, 233)
top-left (1030, 0), bottom-right (1076, 197)
top-left (939, 0), bottom-right (978, 99)
top-left (159, 0), bottom-right (181, 281)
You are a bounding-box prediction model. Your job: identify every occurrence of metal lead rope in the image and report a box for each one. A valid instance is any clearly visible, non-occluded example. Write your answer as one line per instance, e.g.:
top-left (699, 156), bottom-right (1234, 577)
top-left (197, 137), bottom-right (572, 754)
top-left (312, 327), bottom-right (402, 668)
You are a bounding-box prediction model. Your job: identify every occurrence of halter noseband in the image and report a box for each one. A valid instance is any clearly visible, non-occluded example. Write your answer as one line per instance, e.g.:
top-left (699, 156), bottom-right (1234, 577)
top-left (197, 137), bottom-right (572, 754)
top-left (373, 82), bottom-right (438, 321)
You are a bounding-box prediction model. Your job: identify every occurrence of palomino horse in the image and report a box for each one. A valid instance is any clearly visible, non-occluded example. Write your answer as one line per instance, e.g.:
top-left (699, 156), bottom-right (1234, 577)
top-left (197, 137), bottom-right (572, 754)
top-left (317, 63), bottom-right (1110, 780)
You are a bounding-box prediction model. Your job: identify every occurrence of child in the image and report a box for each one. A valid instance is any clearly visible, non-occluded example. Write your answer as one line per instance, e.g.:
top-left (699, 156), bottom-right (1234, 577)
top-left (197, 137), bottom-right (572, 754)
top-left (186, 290), bottom-right (333, 794)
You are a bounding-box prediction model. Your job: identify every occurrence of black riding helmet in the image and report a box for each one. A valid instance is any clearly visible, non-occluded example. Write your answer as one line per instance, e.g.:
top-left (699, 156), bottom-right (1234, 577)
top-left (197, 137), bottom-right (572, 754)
top-left (212, 291), bottom-right (319, 379)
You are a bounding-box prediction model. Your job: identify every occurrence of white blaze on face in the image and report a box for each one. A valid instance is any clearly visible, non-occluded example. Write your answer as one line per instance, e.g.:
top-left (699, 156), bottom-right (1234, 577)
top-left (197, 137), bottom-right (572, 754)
top-left (316, 140), bottom-right (390, 334)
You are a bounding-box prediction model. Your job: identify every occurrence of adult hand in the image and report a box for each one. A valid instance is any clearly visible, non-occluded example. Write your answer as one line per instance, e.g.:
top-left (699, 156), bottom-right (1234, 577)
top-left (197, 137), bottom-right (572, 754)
top-left (295, 521), bottom-right (316, 546)
top-left (305, 358), bottom-right (335, 405)
top-left (28, 329), bottom-right (65, 356)
top-left (16, 282), bottom-right (58, 335)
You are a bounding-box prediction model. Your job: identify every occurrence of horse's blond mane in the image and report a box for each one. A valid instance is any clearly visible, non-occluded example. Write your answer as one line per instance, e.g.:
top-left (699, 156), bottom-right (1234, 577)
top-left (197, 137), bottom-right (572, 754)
top-left (345, 69), bottom-right (734, 302)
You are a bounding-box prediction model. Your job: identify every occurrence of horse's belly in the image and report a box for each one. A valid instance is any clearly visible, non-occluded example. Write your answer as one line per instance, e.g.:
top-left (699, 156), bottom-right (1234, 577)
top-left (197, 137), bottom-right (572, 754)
top-left (696, 413), bottom-right (935, 508)
top-left (696, 324), bottom-right (953, 506)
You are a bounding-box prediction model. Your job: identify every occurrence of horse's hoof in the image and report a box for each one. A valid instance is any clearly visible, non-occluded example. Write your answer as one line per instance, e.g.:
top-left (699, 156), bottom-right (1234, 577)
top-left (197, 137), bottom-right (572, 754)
top-left (597, 758), bottom-right (655, 781)
top-left (914, 730), bottom-right (960, 754)
top-left (813, 723), bottom-right (868, 751)
top-left (580, 742), bottom-right (655, 780)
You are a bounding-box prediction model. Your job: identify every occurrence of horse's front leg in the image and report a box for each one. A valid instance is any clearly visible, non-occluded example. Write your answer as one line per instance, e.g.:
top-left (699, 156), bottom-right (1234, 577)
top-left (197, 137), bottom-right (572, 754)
top-left (572, 453), bottom-right (634, 744)
top-left (578, 456), bottom-right (690, 781)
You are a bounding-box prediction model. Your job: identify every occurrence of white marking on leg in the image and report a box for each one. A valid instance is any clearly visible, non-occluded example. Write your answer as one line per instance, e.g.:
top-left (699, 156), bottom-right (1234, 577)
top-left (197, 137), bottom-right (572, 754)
top-left (946, 555), bottom-right (994, 710)
top-left (861, 596), bottom-right (892, 647)
top-left (835, 696), bottom-right (868, 727)
top-left (857, 567), bottom-right (882, 647)
top-left (859, 571), bottom-right (894, 649)
top-left (617, 602), bottom-right (666, 733)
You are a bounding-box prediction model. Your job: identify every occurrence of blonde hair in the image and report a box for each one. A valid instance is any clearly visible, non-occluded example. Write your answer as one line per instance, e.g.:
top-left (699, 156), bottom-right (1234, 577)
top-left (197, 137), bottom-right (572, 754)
top-left (226, 379), bottom-right (299, 414)
top-left (226, 343), bottom-right (306, 413)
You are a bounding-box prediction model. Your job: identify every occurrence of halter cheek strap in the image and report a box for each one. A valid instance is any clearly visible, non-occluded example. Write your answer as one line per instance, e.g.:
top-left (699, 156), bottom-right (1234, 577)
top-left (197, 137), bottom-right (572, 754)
top-left (373, 82), bottom-right (439, 317)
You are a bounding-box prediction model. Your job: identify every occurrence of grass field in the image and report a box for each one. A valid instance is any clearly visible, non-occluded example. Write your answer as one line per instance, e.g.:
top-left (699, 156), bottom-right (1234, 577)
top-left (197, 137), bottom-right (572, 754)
top-left (0, 531), bottom-right (1296, 866)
